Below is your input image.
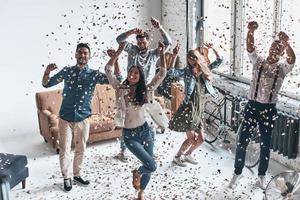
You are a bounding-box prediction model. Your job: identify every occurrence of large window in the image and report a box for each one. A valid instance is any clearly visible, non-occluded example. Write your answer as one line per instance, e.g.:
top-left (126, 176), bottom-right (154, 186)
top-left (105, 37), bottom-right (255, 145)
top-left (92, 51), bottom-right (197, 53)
top-left (241, 0), bottom-right (275, 78)
top-left (280, 0), bottom-right (300, 98)
top-left (204, 0), bottom-right (231, 74)
top-left (197, 0), bottom-right (300, 100)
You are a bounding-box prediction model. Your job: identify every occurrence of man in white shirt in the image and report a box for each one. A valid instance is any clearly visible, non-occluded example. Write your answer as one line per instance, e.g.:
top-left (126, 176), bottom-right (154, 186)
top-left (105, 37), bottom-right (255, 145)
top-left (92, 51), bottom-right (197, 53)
top-left (229, 21), bottom-right (296, 190)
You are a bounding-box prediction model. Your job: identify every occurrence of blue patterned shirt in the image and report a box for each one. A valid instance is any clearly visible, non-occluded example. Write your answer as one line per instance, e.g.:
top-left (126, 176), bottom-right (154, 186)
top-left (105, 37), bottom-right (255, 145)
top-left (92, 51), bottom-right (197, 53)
top-left (43, 65), bottom-right (108, 122)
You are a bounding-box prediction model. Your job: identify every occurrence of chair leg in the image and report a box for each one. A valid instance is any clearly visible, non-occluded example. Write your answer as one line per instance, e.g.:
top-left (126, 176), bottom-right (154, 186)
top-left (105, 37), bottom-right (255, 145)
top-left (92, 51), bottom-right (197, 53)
top-left (22, 179), bottom-right (26, 189)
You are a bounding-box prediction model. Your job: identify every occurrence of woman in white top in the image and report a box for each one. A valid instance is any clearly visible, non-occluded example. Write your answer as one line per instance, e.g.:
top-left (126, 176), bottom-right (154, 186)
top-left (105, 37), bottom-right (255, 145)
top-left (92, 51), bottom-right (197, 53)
top-left (105, 41), bottom-right (167, 200)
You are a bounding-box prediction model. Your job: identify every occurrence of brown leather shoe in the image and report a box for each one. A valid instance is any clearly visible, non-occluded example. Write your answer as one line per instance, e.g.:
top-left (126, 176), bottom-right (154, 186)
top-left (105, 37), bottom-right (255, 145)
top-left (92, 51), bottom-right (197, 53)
top-left (132, 169), bottom-right (141, 190)
top-left (137, 190), bottom-right (145, 200)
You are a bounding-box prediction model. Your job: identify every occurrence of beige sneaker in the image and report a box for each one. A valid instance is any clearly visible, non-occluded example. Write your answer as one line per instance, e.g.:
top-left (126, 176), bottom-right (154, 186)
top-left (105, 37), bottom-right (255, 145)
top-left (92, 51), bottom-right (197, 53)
top-left (228, 173), bottom-right (242, 189)
top-left (256, 175), bottom-right (266, 190)
top-left (183, 154), bottom-right (198, 165)
top-left (173, 156), bottom-right (187, 167)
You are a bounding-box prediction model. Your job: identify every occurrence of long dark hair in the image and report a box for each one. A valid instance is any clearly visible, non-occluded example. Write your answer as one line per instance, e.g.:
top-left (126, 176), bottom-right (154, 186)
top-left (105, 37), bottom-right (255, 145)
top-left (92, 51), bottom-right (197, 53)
top-left (122, 65), bottom-right (148, 105)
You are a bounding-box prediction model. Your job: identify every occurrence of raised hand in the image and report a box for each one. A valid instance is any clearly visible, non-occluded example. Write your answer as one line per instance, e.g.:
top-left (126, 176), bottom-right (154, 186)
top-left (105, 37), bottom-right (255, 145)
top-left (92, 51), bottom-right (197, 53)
top-left (204, 42), bottom-right (213, 49)
top-left (132, 28), bottom-right (143, 35)
top-left (107, 49), bottom-right (116, 58)
top-left (107, 43), bottom-right (125, 61)
top-left (45, 63), bottom-right (57, 73)
top-left (151, 17), bottom-right (161, 29)
top-left (247, 21), bottom-right (258, 32)
top-left (158, 40), bottom-right (165, 54)
top-left (278, 31), bottom-right (290, 42)
top-left (278, 31), bottom-right (295, 64)
top-left (173, 41), bottom-right (180, 55)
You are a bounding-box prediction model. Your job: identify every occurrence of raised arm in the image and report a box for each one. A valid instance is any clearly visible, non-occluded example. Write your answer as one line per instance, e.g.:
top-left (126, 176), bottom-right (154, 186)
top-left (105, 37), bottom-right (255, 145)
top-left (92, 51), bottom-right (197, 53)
top-left (247, 21), bottom-right (258, 53)
top-left (42, 64), bottom-right (64, 88)
top-left (116, 28), bottom-right (143, 44)
top-left (278, 31), bottom-right (296, 65)
top-left (165, 42), bottom-right (180, 69)
top-left (204, 43), bottom-right (220, 58)
top-left (151, 17), bottom-right (172, 51)
top-left (169, 42), bottom-right (180, 68)
top-left (148, 41), bottom-right (167, 91)
top-left (107, 49), bottom-right (122, 81)
top-left (204, 42), bottom-right (223, 69)
top-left (105, 43), bottom-right (125, 89)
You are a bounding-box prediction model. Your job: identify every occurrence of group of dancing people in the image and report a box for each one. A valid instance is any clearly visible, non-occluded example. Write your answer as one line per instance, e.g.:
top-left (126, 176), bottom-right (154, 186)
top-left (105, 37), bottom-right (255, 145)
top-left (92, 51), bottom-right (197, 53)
top-left (42, 17), bottom-right (295, 199)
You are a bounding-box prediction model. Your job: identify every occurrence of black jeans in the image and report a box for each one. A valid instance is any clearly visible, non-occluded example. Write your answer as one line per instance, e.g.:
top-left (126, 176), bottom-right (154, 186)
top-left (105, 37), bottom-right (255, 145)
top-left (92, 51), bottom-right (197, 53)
top-left (234, 100), bottom-right (277, 176)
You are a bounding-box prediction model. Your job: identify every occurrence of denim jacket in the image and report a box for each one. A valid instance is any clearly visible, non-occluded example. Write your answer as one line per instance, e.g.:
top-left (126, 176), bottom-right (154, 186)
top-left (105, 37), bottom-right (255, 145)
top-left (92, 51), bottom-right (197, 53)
top-left (167, 58), bottom-right (222, 103)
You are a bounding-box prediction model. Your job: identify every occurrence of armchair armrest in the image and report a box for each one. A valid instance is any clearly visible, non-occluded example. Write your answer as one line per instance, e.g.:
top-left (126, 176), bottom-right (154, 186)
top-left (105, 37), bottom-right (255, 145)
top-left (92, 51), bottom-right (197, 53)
top-left (41, 109), bottom-right (52, 117)
top-left (41, 109), bottom-right (59, 127)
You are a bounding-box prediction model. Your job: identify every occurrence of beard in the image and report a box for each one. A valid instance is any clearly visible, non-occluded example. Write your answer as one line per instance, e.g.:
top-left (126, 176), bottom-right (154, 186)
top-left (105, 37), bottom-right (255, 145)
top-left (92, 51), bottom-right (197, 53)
top-left (138, 47), bottom-right (148, 53)
top-left (77, 58), bottom-right (88, 65)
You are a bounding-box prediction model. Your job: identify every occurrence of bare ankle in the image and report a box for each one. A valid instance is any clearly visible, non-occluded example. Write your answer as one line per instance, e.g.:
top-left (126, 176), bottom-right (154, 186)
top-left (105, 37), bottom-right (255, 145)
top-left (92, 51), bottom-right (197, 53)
top-left (138, 190), bottom-right (145, 200)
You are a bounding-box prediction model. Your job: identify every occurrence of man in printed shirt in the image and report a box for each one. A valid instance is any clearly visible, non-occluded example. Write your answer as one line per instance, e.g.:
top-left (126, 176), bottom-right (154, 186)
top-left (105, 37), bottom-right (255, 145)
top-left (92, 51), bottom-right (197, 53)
top-left (115, 17), bottom-right (172, 161)
top-left (42, 43), bottom-right (108, 192)
top-left (116, 17), bottom-right (172, 83)
top-left (229, 21), bottom-right (296, 190)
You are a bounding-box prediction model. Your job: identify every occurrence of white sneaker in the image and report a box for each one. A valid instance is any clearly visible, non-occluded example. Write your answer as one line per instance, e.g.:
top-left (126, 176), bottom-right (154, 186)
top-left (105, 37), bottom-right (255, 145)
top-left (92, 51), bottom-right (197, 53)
top-left (228, 173), bottom-right (241, 189)
top-left (183, 154), bottom-right (198, 165)
top-left (256, 175), bottom-right (266, 190)
top-left (173, 156), bottom-right (187, 167)
top-left (274, 177), bottom-right (288, 193)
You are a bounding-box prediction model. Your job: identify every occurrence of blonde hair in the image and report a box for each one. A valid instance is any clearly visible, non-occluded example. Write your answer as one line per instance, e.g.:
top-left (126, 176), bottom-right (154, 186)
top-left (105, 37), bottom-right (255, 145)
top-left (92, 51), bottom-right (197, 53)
top-left (187, 50), bottom-right (212, 81)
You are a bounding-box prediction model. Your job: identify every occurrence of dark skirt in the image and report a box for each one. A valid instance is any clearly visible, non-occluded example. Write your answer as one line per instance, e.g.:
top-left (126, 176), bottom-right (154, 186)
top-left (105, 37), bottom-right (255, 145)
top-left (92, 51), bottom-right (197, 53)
top-left (169, 101), bottom-right (203, 132)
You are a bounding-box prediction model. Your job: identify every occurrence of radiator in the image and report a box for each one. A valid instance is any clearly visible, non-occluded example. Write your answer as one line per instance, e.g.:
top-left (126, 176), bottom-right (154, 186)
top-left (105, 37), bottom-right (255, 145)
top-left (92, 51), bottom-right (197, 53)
top-left (270, 112), bottom-right (300, 159)
top-left (214, 88), bottom-right (300, 159)
top-left (230, 97), bottom-right (300, 159)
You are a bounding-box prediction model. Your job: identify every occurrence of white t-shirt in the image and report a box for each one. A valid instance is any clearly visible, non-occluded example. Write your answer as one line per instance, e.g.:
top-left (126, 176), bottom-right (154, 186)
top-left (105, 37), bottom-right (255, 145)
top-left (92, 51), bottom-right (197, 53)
top-left (105, 64), bottom-right (167, 129)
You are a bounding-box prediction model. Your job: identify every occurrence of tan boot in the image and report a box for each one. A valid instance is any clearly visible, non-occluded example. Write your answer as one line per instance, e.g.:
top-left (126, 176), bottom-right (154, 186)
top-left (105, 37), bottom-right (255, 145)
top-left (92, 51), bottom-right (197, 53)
top-left (138, 190), bottom-right (145, 200)
top-left (132, 169), bottom-right (141, 190)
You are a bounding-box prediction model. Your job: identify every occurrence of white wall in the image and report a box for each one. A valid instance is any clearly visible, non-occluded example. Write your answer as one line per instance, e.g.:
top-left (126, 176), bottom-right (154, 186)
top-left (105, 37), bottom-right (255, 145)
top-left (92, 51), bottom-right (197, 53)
top-left (0, 0), bottom-right (162, 144)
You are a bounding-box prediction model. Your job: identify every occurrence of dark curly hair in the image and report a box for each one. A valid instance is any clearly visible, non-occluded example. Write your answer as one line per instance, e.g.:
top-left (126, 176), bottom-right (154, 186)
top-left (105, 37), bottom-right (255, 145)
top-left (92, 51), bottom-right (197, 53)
top-left (122, 65), bottom-right (148, 105)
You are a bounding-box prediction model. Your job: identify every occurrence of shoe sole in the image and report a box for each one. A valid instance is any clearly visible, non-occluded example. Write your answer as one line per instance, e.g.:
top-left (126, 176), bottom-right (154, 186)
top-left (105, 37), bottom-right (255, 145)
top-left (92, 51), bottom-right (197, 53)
top-left (184, 160), bottom-right (198, 165)
top-left (172, 160), bottom-right (187, 167)
top-left (63, 188), bottom-right (72, 193)
top-left (113, 155), bottom-right (129, 163)
top-left (73, 179), bottom-right (89, 187)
